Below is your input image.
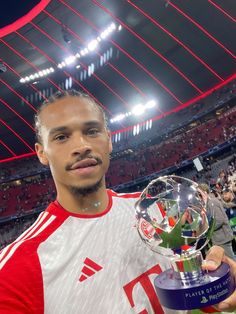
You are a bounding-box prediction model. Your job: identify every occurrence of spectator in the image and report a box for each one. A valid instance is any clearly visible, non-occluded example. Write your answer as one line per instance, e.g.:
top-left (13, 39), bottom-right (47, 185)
top-left (199, 183), bottom-right (236, 261)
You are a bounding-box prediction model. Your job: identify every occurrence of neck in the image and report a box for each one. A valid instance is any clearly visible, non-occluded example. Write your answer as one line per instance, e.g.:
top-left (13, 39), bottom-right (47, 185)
top-left (57, 185), bottom-right (109, 215)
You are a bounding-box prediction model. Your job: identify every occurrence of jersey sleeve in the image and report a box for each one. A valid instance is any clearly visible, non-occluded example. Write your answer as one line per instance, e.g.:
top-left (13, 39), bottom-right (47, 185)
top-left (0, 243), bottom-right (44, 314)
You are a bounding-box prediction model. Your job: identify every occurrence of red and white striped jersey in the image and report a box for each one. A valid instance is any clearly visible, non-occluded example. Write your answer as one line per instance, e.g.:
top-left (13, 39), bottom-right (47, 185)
top-left (0, 190), bottom-right (206, 314)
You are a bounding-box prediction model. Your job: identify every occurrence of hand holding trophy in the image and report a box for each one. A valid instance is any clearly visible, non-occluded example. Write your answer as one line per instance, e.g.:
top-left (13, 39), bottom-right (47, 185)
top-left (135, 175), bottom-right (235, 310)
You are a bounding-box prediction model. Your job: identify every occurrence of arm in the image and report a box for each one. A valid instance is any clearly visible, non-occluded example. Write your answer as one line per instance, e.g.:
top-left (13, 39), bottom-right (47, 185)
top-left (208, 199), bottom-right (226, 231)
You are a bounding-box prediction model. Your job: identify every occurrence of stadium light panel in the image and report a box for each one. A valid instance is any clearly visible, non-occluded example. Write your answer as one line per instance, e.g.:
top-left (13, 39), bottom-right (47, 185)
top-left (88, 39), bottom-right (98, 51)
top-left (19, 22), bottom-right (121, 82)
top-left (132, 104), bottom-right (145, 115)
top-left (65, 55), bottom-right (76, 65)
top-left (145, 100), bottom-right (156, 108)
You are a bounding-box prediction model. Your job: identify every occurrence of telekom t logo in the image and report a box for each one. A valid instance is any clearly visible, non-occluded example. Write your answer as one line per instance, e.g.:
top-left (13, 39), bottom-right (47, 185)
top-left (123, 264), bottom-right (164, 314)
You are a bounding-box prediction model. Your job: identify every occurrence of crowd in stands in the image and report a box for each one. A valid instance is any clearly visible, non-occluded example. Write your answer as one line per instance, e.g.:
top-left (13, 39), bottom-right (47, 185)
top-left (106, 105), bottom-right (236, 187)
top-left (0, 174), bottom-right (55, 218)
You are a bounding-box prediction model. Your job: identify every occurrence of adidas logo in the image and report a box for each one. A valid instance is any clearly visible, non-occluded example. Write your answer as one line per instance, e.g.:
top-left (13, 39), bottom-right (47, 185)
top-left (79, 257), bottom-right (103, 282)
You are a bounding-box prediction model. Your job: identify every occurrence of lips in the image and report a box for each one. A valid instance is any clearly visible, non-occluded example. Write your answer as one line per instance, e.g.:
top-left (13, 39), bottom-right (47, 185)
top-left (70, 158), bottom-right (98, 170)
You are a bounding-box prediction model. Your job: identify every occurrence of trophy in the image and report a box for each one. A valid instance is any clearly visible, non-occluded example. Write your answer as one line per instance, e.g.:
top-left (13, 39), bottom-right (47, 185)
top-left (135, 175), bottom-right (234, 310)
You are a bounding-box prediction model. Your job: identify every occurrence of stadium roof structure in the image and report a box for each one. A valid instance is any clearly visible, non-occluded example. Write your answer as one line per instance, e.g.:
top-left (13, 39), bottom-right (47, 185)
top-left (0, 0), bottom-right (235, 162)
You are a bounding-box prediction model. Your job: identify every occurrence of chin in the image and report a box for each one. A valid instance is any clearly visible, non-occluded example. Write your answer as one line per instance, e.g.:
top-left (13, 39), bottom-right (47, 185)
top-left (69, 178), bottom-right (103, 197)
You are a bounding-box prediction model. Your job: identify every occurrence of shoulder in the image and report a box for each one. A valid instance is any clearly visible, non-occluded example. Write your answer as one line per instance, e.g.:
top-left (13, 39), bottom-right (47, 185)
top-left (0, 207), bottom-right (65, 271)
top-left (208, 196), bottom-right (223, 208)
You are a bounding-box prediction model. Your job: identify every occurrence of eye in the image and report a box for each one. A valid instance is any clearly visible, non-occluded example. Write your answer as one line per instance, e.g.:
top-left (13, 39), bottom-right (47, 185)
top-left (54, 134), bottom-right (68, 141)
top-left (87, 128), bottom-right (100, 136)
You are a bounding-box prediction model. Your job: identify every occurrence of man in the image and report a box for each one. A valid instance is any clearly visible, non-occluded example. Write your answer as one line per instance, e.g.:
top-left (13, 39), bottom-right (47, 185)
top-left (198, 183), bottom-right (236, 261)
top-left (221, 188), bottom-right (236, 224)
top-left (0, 90), bottom-right (236, 313)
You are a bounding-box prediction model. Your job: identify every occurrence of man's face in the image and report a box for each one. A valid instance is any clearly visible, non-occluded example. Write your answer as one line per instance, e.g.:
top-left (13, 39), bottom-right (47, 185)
top-left (35, 96), bottom-right (112, 195)
top-left (222, 191), bottom-right (233, 203)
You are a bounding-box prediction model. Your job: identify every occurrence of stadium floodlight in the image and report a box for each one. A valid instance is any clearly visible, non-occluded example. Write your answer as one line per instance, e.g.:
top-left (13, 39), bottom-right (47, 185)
top-left (80, 49), bottom-right (88, 56)
top-left (132, 104), bottom-right (145, 116)
top-left (101, 29), bottom-right (110, 39)
top-left (19, 66), bottom-right (56, 83)
top-left (126, 112), bottom-right (132, 117)
top-left (88, 39), bottom-right (98, 52)
top-left (109, 100), bottom-right (156, 124)
top-left (20, 22), bottom-right (122, 84)
top-left (65, 55), bottom-right (76, 65)
top-left (145, 100), bottom-right (156, 109)
top-left (116, 114), bottom-right (126, 121)
top-left (110, 114), bottom-right (126, 123)
top-left (110, 23), bottom-right (116, 30)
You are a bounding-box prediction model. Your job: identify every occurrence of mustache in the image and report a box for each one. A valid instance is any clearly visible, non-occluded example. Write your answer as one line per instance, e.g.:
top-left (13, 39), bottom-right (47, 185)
top-left (65, 154), bottom-right (102, 171)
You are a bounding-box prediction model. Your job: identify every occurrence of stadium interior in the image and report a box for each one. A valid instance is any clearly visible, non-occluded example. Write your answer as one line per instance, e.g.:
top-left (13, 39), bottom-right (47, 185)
top-left (0, 0), bottom-right (235, 251)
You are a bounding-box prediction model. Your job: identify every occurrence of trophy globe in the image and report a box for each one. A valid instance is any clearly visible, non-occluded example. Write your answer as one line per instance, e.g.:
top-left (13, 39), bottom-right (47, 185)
top-left (135, 175), bottom-right (234, 310)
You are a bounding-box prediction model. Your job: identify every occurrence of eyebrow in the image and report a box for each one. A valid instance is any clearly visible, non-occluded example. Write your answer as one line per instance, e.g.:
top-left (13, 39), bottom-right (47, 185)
top-left (49, 126), bottom-right (69, 137)
top-left (48, 121), bottom-right (103, 137)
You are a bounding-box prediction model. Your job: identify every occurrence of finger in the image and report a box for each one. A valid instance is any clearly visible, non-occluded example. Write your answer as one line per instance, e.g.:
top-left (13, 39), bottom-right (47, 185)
top-left (213, 256), bottom-right (236, 312)
top-left (214, 292), bottom-right (236, 312)
top-left (202, 246), bottom-right (224, 271)
top-left (223, 255), bottom-right (236, 274)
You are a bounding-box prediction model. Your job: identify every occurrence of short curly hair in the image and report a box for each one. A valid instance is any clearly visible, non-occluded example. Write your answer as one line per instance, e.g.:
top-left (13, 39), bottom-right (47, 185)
top-left (34, 89), bottom-right (108, 144)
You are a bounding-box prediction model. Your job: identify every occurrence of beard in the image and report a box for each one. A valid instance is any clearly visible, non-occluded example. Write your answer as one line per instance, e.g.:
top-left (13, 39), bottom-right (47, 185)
top-left (68, 177), bottom-right (103, 197)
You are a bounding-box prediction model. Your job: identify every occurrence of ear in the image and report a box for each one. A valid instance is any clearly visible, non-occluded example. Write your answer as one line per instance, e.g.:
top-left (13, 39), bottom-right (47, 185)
top-left (35, 143), bottom-right (49, 166)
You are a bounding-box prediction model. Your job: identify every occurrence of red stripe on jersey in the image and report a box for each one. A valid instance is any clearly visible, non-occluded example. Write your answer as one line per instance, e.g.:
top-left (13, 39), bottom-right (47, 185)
top-left (84, 257), bottom-right (103, 271)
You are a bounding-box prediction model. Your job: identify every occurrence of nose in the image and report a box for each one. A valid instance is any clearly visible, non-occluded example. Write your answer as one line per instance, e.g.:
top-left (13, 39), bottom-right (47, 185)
top-left (70, 134), bottom-right (92, 157)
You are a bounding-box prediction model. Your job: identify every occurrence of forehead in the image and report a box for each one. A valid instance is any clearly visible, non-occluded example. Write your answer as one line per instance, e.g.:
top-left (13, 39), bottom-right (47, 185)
top-left (39, 96), bottom-right (104, 128)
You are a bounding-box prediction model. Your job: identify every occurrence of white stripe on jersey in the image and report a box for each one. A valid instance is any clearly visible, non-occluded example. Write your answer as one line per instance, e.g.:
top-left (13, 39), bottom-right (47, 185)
top-left (14, 212), bottom-right (49, 242)
top-left (110, 190), bottom-right (141, 198)
top-left (0, 212), bottom-right (47, 262)
top-left (0, 212), bottom-right (56, 270)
